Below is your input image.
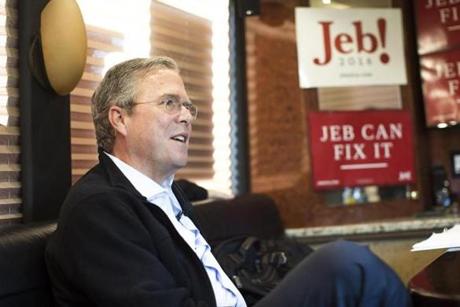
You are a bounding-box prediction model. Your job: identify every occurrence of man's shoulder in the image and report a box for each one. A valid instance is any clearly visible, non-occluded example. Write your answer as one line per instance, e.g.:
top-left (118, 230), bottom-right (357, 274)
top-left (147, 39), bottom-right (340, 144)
top-left (61, 164), bottom-right (140, 215)
top-left (67, 164), bottom-right (111, 200)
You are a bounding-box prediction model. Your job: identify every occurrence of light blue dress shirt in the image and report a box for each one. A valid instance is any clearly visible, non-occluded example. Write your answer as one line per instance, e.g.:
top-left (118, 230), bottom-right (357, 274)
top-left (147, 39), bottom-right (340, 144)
top-left (106, 153), bottom-right (247, 307)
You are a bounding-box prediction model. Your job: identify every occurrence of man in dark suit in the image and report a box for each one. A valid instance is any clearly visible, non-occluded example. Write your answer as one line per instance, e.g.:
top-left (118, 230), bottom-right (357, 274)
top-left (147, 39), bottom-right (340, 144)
top-left (45, 56), bottom-right (411, 307)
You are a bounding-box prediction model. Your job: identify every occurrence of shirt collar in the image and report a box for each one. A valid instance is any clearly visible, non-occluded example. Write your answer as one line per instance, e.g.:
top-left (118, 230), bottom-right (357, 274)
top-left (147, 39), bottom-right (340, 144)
top-left (104, 152), bottom-right (174, 201)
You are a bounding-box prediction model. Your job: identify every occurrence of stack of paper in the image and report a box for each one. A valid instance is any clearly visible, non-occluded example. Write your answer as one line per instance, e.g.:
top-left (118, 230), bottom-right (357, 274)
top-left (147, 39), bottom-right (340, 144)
top-left (411, 224), bottom-right (460, 252)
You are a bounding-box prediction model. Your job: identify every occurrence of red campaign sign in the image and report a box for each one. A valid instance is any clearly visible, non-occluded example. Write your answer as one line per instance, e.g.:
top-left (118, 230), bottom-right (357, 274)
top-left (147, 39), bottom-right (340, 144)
top-left (416, 1), bottom-right (460, 54)
top-left (420, 49), bottom-right (460, 126)
top-left (308, 111), bottom-right (415, 190)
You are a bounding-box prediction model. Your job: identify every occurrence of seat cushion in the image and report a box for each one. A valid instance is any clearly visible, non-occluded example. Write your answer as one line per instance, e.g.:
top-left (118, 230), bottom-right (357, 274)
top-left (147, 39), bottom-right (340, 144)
top-left (0, 222), bottom-right (56, 307)
top-left (193, 194), bottom-right (284, 247)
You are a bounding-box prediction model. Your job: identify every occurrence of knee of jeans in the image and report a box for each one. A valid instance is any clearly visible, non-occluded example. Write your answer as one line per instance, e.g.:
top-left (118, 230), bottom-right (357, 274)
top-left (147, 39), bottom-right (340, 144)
top-left (321, 240), bottom-right (366, 254)
top-left (317, 240), bottom-right (376, 269)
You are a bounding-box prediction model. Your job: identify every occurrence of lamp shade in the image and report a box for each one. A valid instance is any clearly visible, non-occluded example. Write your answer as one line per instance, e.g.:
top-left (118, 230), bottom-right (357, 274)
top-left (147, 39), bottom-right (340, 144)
top-left (40, 0), bottom-right (87, 95)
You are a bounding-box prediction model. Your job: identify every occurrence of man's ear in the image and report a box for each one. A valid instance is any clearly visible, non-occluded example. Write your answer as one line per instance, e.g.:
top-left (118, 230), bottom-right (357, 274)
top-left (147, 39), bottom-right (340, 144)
top-left (108, 106), bottom-right (129, 136)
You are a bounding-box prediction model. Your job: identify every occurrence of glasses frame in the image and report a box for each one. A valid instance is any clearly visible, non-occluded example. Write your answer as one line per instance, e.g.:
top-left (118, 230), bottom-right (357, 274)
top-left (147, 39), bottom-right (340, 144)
top-left (132, 97), bottom-right (198, 120)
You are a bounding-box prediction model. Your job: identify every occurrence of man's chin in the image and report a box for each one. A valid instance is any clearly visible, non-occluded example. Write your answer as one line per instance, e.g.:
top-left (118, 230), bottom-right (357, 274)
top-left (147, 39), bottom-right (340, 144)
top-left (172, 158), bottom-right (188, 170)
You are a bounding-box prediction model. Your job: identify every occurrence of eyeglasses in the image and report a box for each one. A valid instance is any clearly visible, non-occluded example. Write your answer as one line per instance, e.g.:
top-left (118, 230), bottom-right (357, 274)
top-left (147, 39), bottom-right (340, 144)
top-left (133, 95), bottom-right (198, 120)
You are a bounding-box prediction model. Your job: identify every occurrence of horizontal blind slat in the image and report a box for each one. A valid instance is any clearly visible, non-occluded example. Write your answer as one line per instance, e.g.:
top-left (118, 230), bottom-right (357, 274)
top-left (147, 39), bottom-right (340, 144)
top-left (0, 0), bottom-right (21, 225)
top-left (0, 163), bottom-right (20, 171)
top-left (151, 27), bottom-right (212, 49)
top-left (0, 213), bottom-right (22, 221)
top-left (71, 137), bottom-right (97, 145)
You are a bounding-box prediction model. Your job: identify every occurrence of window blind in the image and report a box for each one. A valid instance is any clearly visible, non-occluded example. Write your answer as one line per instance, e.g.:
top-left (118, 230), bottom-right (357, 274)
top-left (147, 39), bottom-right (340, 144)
top-left (0, 0), bottom-right (21, 225)
top-left (71, 2), bottom-right (216, 183)
top-left (70, 25), bottom-right (123, 184)
top-left (151, 1), bottom-right (214, 180)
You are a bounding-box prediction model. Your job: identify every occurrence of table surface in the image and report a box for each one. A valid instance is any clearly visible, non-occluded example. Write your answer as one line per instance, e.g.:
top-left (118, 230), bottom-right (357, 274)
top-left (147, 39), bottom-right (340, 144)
top-left (286, 214), bottom-right (460, 242)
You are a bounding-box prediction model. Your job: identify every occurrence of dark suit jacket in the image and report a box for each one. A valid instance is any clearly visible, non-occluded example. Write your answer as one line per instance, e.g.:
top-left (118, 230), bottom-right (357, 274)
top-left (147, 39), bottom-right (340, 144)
top-left (45, 153), bottom-right (216, 307)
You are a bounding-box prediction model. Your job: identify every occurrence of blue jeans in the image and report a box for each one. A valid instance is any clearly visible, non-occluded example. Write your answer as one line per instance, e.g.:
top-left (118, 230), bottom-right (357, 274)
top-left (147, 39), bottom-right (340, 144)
top-left (254, 240), bottom-right (412, 307)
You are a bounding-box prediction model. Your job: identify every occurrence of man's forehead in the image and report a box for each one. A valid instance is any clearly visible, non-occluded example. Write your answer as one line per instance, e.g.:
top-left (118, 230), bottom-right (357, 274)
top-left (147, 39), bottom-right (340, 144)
top-left (135, 70), bottom-right (188, 98)
top-left (138, 69), bottom-right (184, 87)
top-left (142, 69), bottom-right (182, 84)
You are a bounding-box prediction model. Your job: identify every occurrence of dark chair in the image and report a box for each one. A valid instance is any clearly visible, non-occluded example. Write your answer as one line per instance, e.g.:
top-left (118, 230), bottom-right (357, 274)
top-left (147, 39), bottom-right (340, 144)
top-left (0, 222), bottom-right (56, 307)
top-left (0, 193), bottom-right (285, 307)
top-left (193, 193), bottom-right (285, 247)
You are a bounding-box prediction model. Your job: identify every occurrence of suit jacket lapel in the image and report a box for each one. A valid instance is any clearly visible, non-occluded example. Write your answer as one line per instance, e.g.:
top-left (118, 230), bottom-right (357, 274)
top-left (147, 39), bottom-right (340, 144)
top-left (99, 151), bottom-right (196, 222)
top-left (98, 151), bottom-right (147, 200)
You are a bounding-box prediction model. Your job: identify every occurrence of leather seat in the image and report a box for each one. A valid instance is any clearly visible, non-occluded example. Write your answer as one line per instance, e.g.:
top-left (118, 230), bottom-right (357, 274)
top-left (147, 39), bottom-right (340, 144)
top-left (193, 193), bottom-right (285, 247)
top-left (0, 222), bottom-right (56, 307)
top-left (0, 193), bottom-right (284, 307)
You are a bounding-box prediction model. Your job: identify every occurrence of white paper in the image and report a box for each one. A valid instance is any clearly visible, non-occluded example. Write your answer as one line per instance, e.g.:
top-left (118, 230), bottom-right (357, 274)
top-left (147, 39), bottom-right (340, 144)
top-left (411, 224), bottom-right (460, 252)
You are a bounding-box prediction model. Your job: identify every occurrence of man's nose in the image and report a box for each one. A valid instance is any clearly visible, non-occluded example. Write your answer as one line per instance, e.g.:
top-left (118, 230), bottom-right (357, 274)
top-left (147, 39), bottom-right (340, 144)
top-left (178, 104), bottom-right (193, 124)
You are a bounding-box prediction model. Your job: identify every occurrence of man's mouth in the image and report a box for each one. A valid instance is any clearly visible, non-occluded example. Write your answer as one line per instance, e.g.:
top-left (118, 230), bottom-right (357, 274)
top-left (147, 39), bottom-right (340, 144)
top-left (170, 134), bottom-right (188, 143)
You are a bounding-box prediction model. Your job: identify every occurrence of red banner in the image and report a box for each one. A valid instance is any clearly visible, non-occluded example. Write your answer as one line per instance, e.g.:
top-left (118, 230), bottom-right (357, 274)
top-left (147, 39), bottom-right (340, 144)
top-left (420, 49), bottom-right (460, 126)
top-left (416, 1), bottom-right (460, 54)
top-left (308, 111), bottom-right (415, 190)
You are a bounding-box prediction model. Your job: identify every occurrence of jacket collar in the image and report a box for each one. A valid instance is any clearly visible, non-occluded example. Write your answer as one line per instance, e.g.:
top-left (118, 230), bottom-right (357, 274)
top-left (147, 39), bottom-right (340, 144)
top-left (98, 150), bottom-right (194, 217)
top-left (98, 150), bottom-right (144, 199)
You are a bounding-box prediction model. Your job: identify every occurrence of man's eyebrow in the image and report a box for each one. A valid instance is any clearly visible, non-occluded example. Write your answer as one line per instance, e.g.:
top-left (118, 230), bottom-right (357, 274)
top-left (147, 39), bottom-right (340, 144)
top-left (159, 93), bottom-right (192, 103)
top-left (159, 94), bottom-right (180, 100)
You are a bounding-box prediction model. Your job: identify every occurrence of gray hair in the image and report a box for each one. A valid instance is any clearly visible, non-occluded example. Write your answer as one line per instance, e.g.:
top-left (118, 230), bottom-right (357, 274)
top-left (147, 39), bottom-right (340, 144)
top-left (91, 56), bottom-right (179, 153)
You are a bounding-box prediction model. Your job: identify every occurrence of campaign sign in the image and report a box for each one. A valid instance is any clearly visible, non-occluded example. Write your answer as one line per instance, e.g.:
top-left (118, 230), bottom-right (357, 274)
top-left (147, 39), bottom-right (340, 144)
top-left (308, 111), bottom-right (415, 190)
top-left (295, 8), bottom-right (407, 88)
top-left (416, 0), bottom-right (460, 55)
top-left (420, 49), bottom-right (460, 126)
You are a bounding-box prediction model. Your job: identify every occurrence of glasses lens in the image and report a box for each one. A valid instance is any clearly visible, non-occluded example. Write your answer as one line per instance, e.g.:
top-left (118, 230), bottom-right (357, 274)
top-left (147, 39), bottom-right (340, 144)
top-left (164, 99), bottom-right (177, 113)
top-left (159, 98), bottom-right (197, 120)
top-left (183, 102), bottom-right (198, 119)
top-left (190, 105), bottom-right (198, 119)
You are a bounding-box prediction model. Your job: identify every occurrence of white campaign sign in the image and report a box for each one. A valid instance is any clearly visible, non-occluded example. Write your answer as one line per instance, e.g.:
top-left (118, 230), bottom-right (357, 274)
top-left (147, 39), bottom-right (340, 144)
top-left (295, 8), bottom-right (407, 88)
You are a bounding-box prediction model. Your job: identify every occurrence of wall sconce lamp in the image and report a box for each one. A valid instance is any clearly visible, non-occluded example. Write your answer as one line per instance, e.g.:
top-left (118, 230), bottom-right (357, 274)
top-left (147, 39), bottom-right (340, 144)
top-left (29, 0), bottom-right (87, 96)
